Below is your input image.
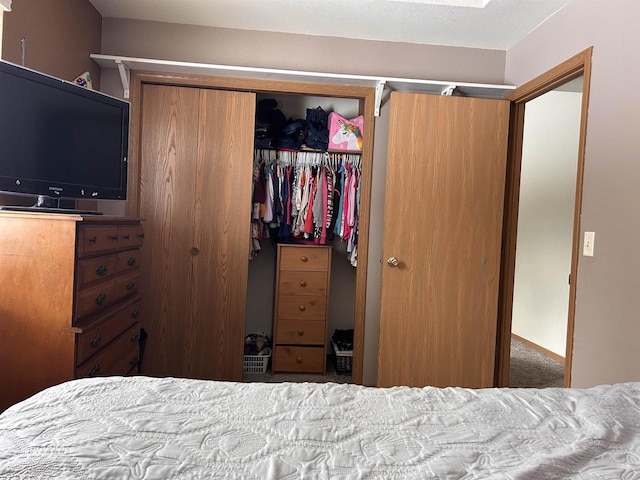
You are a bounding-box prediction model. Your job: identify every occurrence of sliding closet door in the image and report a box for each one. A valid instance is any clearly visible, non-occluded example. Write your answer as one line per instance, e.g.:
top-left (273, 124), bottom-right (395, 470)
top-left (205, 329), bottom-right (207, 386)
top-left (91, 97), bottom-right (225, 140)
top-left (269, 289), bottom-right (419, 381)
top-left (193, 89), bottom-right (255, 380)
top-left (139, 84), bottom-right (255, 381)
top-left (140, 85), bottom-right (199, 379)
top-left (377, 92), bottom-right (509, 388)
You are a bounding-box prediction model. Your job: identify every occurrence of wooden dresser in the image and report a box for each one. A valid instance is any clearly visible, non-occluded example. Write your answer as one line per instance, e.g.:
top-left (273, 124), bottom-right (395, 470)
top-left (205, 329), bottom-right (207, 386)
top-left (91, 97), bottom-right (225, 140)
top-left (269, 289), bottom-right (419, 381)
top-left (0, 212), bottom-right (144, 412)
top-left (272, 244), bottom-right (331, 374)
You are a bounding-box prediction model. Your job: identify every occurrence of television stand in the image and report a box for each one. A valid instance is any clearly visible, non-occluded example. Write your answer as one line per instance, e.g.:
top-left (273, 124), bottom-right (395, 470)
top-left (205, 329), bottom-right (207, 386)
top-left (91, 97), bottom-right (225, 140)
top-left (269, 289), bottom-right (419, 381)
top-left (0, 205), bottom-right (103, 215)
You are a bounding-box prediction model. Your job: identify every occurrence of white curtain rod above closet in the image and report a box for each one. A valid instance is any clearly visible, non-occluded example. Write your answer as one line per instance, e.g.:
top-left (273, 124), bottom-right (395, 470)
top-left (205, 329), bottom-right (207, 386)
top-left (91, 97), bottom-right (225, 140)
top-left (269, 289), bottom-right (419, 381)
top-left (90, 54), bottom-right (515, 116)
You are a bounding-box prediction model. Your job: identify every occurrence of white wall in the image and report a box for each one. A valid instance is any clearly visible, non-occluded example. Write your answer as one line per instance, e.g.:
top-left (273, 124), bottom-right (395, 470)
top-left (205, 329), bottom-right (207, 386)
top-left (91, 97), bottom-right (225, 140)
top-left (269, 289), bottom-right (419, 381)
top-left (506, 0), bottom-right (640, 387)
top-left (512, 90), bottom-right (581, 357)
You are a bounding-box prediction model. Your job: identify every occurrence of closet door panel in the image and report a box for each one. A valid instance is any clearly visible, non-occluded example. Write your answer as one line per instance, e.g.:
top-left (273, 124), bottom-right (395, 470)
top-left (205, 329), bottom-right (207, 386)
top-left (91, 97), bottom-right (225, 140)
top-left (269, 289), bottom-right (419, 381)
top-left (377, 92), bottom-right (509, 389)
top-left (193, 89), bottom-right (255, 381)
top-left (139, 84), bottom-right (200, 377)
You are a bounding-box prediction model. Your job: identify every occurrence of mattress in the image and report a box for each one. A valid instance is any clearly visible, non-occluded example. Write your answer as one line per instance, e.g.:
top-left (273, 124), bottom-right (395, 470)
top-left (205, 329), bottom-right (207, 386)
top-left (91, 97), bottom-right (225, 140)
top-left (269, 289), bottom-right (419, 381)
top-left (0, 377), bottom-right (639, 479)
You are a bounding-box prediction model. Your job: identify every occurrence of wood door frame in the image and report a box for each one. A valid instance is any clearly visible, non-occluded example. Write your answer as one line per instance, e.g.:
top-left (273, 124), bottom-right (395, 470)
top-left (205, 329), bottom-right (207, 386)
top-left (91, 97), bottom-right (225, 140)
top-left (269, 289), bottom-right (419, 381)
top-left (126, 71), bottom-right (376, 385)
top-left (495, 47), bottom-right (593, 387)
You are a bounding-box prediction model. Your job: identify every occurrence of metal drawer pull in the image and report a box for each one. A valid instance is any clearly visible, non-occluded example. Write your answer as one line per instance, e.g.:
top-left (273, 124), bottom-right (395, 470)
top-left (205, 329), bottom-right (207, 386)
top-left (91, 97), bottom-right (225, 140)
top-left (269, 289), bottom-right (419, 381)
top-left (137, 233), bottom-right (145, 238)
top-left (297, 330), bottom-right (304, 336)
top-left (126, 281), bottom-right (136, 290)
top-left (129, 356), bottom-right (138, 367)
top-left (88, 365), bottom-right (101, 377)
top-left (123, 234), bottom-right (130, 240)
top-left (96, 264), bottom-right (108, 276)
top-left (89, 333), bottom-right (102, 348)
top-left (300, 256), bottom-right (308, 262)
top-left (296, 356), bottom-right (303, 364)
top-left (299, 280), bottom-right (307, 287)
top-left (298, 305), bottom-right (306, 311)
top-left (131, 333), bottom-right (140, 343)
top-left (131, 309), bottom-right (140, 319)
top-left (95, 293), bottom-right (107, 305)
top-left (127, 257), bottom-right (137, 267)
top-left (110, 234), bottom-right (119, 241)
top-left (89, 236), bottom-right (97, 244)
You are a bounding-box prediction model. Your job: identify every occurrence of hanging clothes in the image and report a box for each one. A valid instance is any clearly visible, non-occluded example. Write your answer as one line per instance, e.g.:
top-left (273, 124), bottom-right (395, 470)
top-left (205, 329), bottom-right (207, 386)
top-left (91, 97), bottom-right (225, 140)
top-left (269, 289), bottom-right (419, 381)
top-left (250, 149), bottom-right (361, 266)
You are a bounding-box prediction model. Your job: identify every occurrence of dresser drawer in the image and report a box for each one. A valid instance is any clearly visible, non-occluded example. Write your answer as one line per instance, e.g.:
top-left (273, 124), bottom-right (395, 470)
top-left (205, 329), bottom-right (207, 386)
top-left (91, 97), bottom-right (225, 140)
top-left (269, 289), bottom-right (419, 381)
top-left (274, 346), bottom-right (324, 373)
top-left (117, 249), bottom-right (142, 272)
top-left (278, 270), bottom-right (328, 296)
top-left (115, 270), bottom-right (141, 298)
top-left (75, 271), bottom-right (140, 322)
top-left (77, 225), bottom-right (120, 257)
top-left (76, 254), bottom-right (118, 288)
top-left (279, 246), bottom-right (330, 271)
top-left (76, 323), bottom-right (140, 378)
top-left (277, 295), bottom-right (326, 320)
top-left (75, 280), bottom-right (117, 321)
top-left (118, 224), bottom-right (144, 249)
top-left (76, 298), bottom-right (142, 366)
top-left (276, 320), bottom-right (325, 345)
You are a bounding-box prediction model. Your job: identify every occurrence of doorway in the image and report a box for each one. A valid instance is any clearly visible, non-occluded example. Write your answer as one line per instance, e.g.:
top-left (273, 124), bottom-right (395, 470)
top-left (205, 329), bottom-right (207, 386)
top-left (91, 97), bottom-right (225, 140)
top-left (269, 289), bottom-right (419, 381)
top-left (496, 48), bottom-right (593, 388)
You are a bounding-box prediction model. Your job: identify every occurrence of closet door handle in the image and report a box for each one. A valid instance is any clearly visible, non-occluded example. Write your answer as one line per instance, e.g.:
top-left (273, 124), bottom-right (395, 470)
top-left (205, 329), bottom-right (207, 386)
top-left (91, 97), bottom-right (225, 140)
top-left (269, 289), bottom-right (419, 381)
top-left (387, 256), bottom-right (400, 267)
top-left (298, 305), bottom-right (306, 312)
top-left (300, 256), bottom-right (308, 263)
top-left (191, 247), bottom-right (200, 255)
top-left (299, 280), bottom-right (307, 287)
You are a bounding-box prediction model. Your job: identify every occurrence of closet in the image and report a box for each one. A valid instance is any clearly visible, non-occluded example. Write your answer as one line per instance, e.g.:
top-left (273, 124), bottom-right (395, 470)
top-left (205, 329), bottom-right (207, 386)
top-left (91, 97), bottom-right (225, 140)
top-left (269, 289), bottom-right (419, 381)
top-left (132, 75), bottom-right (373, 382)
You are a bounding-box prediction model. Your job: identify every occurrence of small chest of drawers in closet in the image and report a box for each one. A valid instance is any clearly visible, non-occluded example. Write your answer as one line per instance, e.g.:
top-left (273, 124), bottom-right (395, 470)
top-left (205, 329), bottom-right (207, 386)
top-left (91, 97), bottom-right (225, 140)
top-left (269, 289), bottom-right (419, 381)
top-left (272, 244), bottom-right (331, 374)
top-left (71, 219), bottom-right (145, 378)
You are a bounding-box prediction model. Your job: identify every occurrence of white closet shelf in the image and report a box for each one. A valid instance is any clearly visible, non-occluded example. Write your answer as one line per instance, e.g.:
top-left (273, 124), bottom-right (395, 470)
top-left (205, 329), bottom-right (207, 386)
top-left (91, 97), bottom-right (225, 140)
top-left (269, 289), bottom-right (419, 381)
top-left (91, 53), bottom-right (515, 115)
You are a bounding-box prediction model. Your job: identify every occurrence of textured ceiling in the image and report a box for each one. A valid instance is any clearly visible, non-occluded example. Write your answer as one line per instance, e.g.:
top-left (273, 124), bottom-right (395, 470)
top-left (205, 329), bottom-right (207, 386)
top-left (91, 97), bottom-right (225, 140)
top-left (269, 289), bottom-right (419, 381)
top-left (89, 0), bottom-right (571, 51)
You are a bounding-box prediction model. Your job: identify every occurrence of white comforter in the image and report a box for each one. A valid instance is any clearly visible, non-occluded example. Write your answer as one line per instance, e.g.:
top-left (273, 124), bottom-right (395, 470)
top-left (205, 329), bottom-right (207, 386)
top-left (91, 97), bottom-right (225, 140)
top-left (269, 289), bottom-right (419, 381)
top-left (0, 377), bottom-right (639, 479)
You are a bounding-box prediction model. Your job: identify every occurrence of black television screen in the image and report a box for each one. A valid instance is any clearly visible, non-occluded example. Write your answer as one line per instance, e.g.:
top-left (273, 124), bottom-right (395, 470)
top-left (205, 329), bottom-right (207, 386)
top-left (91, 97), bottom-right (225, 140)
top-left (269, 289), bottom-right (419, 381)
top-left (0, 60), bottom-right (129, 209)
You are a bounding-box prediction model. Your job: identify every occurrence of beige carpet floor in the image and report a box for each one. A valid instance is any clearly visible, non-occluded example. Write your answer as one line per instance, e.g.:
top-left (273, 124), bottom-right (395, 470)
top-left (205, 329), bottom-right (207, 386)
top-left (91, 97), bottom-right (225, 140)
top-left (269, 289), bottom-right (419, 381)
top-left (509, 337), bottom-right (565, 388)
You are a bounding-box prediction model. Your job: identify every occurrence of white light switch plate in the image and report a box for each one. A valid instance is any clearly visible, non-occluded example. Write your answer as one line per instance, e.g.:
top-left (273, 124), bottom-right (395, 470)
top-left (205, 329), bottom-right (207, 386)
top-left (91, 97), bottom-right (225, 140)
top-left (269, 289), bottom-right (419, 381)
top-left (583, 231), bottom-right (595, 257)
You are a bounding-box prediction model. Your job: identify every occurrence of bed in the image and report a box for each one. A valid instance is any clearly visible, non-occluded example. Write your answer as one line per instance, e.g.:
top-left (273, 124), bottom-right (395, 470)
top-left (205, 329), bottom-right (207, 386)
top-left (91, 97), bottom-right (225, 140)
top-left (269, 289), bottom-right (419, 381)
top-left (0, 377), bottom-right (639, 479)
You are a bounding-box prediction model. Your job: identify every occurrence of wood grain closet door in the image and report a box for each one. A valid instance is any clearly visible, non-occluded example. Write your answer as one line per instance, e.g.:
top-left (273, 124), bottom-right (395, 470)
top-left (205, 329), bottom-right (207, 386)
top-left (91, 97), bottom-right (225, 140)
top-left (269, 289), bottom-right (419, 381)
top-left (377, 92), bottom-right (509, 389)
top-left (139, 85), bottom-right (255, 381)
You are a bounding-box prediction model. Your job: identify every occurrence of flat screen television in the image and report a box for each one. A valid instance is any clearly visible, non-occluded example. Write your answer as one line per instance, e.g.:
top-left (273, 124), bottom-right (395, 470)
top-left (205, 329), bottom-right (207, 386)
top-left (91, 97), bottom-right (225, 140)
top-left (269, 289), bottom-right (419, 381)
top-left (0, 60), bottom-right (129, 214)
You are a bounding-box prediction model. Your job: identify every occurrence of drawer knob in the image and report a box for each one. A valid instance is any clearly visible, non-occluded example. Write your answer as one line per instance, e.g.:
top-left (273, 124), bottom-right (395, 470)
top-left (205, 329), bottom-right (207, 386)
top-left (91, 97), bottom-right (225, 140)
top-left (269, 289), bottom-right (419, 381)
top-left (298, 304), bottom-right (306, 312)
top-left (126, 281), bottom-right (136, 291)
top-left (110, 234), bottom-right (119, 242)
top-left (297, 330), bottom-right (304, 336)
top-left (296, 356), bottom-right (303, 364)
top-left (89, 236), bottom-right (97, 244)
top-left (137, 233), bottom-right (145, 239)
top-left (88, 365), bottom-right (101, 377)
top-left (299, 280), bottom-right (307, 287)
top-left (131, 309), bottom-right (140, 319)
top-left (96, 264), bottom-right (108, 276)
top-left (131, 333), bottom-right (140, 343)
top-left (300, 256), bottom-right (308, 262)
top-left (95, 292), bottom-right (107, 305)
top-left (89, 333), bottom-right (102, 348)
top-left (127, 257), bottom-right (137, 267)
top-left (130, 356), bottom-right (139, 367)
top-left (123, 233), bottom-right (131, 240)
